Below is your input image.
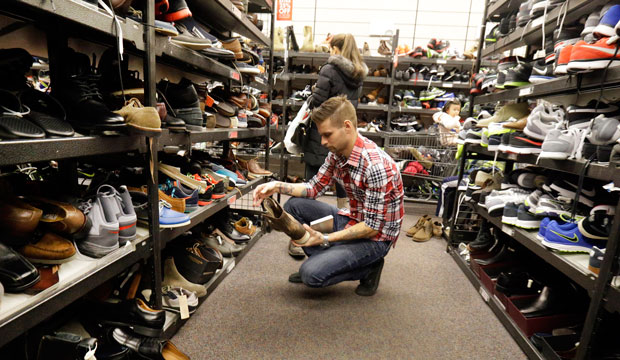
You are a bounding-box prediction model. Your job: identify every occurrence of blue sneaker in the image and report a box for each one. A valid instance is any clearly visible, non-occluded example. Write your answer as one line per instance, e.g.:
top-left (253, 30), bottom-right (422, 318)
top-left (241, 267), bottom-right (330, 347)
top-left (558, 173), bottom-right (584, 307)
top-left (542, 221), bottom-right (605, 253)
top-left (594, 5), bottom-right (620, 37)
top-left (159, 201), bottom-right (191, 229)
top-left (168, 182), bottom-right (199, 213)
top-left (536, 217), bottom-right (551, 240)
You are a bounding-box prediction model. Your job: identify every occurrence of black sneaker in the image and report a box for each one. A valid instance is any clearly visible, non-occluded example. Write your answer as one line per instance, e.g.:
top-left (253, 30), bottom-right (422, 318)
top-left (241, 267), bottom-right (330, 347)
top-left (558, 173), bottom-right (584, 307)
top-left (531, 58), bottom-right (553, 76)
top-left (467, 221), bottom-right (494, 253)
top-left (578, 205), bottom-right (614, 240)
top-left (355, 258), bottom-right (384, 296)
top-left (505, 132), bottom-right (542, 154)
top-left (51, 47), bottom-right (125, 132)
top-left (515, 204), bottom-right (542, 229)
top-left (495, 56), bottom-right (521, 89)
top-left (157, 78), bottom-right (203, 130)
top-left (503, 62), bottom-right (532, 88)
top-left (566, 100), bottom-right (620, 129)
top-left (502, 202), bottom-right (519, 225)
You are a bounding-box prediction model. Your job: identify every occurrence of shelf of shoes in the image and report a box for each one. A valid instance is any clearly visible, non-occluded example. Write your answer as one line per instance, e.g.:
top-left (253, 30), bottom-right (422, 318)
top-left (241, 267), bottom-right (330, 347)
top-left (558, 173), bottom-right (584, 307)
top-left (357, 103), bottom-right (390, 111)
top-left (487, 0), bottom-right (523, 22)
top-left (155, 42), bottom-right (241, 83)
top-left (390, 107), bottom-right (437, 115)
top-left (159, 177), bottom-right (267, 245)
top-left (472, 203), bottom-right (595, 291)
top-left (4, 0), bottom-right (146, 51)
top-left (162, 228), bottom-right (264, 339)
top-left (481, 0), bottom-right (607, 58)
top-left (248, 0), bottom-right (273, 13)
top-left (397, 57), bottom-right (487, 67)
top-left (158, 128), bottom-right (269, 149)
top-left (466, 144), bottom-right (616, 182)
top-left (187, 0), bottom-right (271, 46)
top-left (0, 135), bottom-right (147, 167)
top-left (393, 79), bottom-right (470, 89)
top-left (246, 79), bottom-right (270, 92)
top-left (473, 67), bottom-right (620, 105)
top-left (448, 246), bottom-right (545, 360)
top-left (268, 51), bottom-right (393, 63)
top-left (288, 73), bottom-right (390, 85)
top-left (0, 228), bottom-right (152, 348)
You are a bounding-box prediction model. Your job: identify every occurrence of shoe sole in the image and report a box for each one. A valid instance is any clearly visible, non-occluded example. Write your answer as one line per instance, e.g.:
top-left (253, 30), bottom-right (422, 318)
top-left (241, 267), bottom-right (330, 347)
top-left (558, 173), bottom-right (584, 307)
top-left (162, 304), bottom-right (197, 314)
top-left (100, 320), bottom-right (163, 337)
top-left (160, 219), bottom-right (192, 228)
top-left (487, 203), bottom-right (506, 217)
top-left (567, 59), bottom-right (619, 73)
top-left (538, 151), bottom-right (570, 159)
top-left (501, 216), bottom-right (517, 226)
top-left (578, 220), bottom-right (608, 240)
top-left (127, 123), bottom-right (162, 137)
top-left (515, 219), bottom-right (541, 229)
top-left (170, 39), bottom-right (213, 50)
top-left (463, 138), bottom-right (482, 144)
top-left (26, 252), bottom-right (78, 265)
top-left (78, 241), bottom-right (119, 258)
top-left (504, 145), bottom-right (542, 154)
top-left (541, 239), bottom-right (591, 253)
top-left (503, 81), bottom-right (530, 88)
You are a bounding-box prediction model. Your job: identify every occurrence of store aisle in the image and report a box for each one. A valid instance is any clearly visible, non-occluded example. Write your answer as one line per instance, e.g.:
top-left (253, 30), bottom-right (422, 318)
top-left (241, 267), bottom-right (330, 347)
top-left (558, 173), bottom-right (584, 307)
top-left (173, 200), bottom-right (526, 359)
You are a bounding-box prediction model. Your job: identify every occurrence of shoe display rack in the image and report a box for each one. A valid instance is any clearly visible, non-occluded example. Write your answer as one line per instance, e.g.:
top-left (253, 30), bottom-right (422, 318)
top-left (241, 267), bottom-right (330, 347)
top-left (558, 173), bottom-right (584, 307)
top-left (450, 1), bottom-right (620, 359)
top-left (0, 0), bottom-right (274, 352)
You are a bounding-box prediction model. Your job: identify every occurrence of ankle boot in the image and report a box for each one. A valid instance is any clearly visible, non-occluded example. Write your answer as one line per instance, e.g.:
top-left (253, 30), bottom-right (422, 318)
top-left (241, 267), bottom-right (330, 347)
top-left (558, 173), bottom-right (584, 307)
top-left (366, 85), bottom-right (384, 101)
top-left (301, 25), bottom-right (314, 52)
top-left (287, 25), bottom-right (299, 51)
top-left (378, 40), bottom-right (391, 56)
top-left (273, 27), bottom-right (285, 51)
top-left (262, 198), bottom-right (309, 245)
top-left (363, 42), bottom-right (371, 56)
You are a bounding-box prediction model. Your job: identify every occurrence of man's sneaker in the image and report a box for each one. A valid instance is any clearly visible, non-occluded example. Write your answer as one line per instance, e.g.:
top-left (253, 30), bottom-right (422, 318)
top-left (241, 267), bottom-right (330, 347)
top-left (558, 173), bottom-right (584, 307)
top-left (588, 247), bottom-right (605, 274)
top-left (505, 132), bottom-right (543, 154)
top-left (524, 103), bottom-right (565, 141)
top-left (539, 128), bottom-right (583, 160)
top-left (170, 17), bottom-right (213, 50)
top-left (524, 189), bottom-right (543, 210)
top-left (503, 62), bottom-right (532, 88)
top-left (582, 9), bottom-right (602, 37)
top-left (162, 286), bottom-right (199, 314)
top-left (517, 0), bottom-right (533, 26)
top-left (77, 198), bottom-right (119, 258)
top-left (464, 129), bottom-right (483, 144)
top-left (594, 4), bottom-right (620, 38)
top-left (542, 221), bottom-right (604, 253)
top-left (515, 204), bottom-right (542, 229)
top-left (554, 26), bottom-right (582, 53)
top-left (159, 200), bottom-right (191, 228)
top-left (566, 101), bottom-right (619, 129)
top-left (554, 44), bottom-right (573, 75)
top-left (548, 179), bottom-right (596, 204)
top-left (587, 115), bottom-right (620, 145)
top-left (485, 189), bottom-right (530, 216)
top-left (578, 204), bottom-right (614, 240)
top-left (537, 217), bottom-right (552, 240)
top-left (534, 195), bottom-right (572, 217)
top-left (567, 38), bottom-right (620, 73)
top-left (502, 202), bottom-right (519, 226)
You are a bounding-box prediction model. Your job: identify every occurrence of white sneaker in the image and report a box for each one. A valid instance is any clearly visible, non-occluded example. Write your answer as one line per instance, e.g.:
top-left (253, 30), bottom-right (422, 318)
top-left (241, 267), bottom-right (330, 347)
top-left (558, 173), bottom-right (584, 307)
top-left (538, 128), bottom-right (584, 160)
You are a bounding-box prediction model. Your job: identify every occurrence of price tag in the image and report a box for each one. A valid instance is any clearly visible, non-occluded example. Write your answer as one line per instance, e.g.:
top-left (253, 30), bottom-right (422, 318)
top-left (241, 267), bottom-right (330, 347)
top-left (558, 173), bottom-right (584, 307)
top-left (205, 95), bottom-right (215, 107)
top-left (179, 294), bottom-right (190, 319)
top-left (229, 131), bottom-right (238, 139)
top-left (531, 16), bottom-right (545, 29)
top-left (502, 224), bottom-right (515, 236)
top-left (437, 59), bottom-right (447, 64)
top-left (443, 82), bottom-right (453, 88)
top-left (231, 4), bottom-right (242, 18)
top-left (494, 295), bottom-right (506, 311)
top-left (227, 195), bottom-right (237, 205)
top-left (519, 86), bottom-right (533, 96)
top-left (231, 71), bottom-right (240, 81)
top-left (479, 287), bottom-right (490, 302)
top-left (226, 260), bottom-right (236, 273)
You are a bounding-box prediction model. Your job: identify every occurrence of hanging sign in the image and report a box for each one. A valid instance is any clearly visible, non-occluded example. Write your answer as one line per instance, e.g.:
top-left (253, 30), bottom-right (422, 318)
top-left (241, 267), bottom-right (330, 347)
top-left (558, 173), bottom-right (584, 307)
top-left (276, 0), bottom-right (293, 21)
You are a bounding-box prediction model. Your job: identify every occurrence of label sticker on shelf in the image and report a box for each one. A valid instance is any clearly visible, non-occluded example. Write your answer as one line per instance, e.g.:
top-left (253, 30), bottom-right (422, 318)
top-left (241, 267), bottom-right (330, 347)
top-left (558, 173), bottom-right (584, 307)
top-left (228, 195), bottom-right (237, 205)
top-left (227, 260), bottom-right (236, 273)
top-left (443, 82), bottom-right (453, 88)
top-left (519, 86), bottom-right (533, 96)
top-left (531, 16), bottom-right (545, 29)
top-left (231, 71), bottom-right (240, 81)
top-left (179, 294), bottom-right (190, 320)
top-left (501, 224), bottom-right (515, 236)
top-left (229, 131), bottom-right (238, 139)
top-left (437, 59), bottom-right (447, 64)
top-left (479, 287), bottom-right (490, 302)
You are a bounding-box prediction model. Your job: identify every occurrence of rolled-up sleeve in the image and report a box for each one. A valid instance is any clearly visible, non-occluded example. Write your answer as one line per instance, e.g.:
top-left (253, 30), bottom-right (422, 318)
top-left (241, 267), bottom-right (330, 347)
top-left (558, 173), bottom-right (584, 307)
top-left (305, 153), bottom-right (336, 198)
top-left (362, 163), bottom-right (390, 232)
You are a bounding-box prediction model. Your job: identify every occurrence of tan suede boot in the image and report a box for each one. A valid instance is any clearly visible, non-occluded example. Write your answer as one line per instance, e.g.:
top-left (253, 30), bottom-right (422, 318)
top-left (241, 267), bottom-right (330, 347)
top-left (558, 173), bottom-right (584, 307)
top-left (262, 197), bottom-right (309, 245)
top-left (114, 98), bottom-right (161, 136)
top-left (412, 221), bottom-right (433, 242)
top-left (273, 27), bottom-right (285, 51)
top-left (406, 215), bottom-right (429, 237)
top-left (301, 26), bottom-right (315, 52)
top-left (432, 221), bottom-right (442, 237)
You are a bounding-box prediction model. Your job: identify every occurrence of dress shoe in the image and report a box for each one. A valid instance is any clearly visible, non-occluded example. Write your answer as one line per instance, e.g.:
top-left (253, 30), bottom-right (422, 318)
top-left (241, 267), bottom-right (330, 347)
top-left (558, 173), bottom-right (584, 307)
top-left (0, 242), bottom-right (40, 292)
top-left (19, 89), bottom-right (74, 137)
top-left (288, 241), bottom-right (306, 259)
top-left (519, 286), bottom-right (566, 318)
top-left (162, 257), bottom-right (207, 297)
top-left (51, 47), bottom-right (125, 132)
top-left (36, 332), bottom-right (98, 360)
top-left (474, 244), bottom-right (513, 265)
top-left (355, 258), bottom-right (385, 296)
top-left (234, 217), bottom-right (256, 236)
top-left (111, 327), bottom-right (163, 359)
top-left (216, 218), bottom-right (251, 244)
top-left (0, 198), bottom-right (43, 243)
top-left (24, 197), bottom-right (90, 239)
top-left (221, 38), bottom-right (244, 60)
top-left (200, 232), bottom-right (243, 257)
top-left (288, 272), bottom-right (302, 283)
top-left (19, 232), bottom-right (77, 264)
top-left (98, 298), bottom-right (165, 337)
top-left (173, 242), bottom-right (222, 284)
top-left (495, 269), bottom-right (544, 297)
top-left (24, 265), bottom-right (59, 294)
top-left (262, 197), bottom-right (310, 245)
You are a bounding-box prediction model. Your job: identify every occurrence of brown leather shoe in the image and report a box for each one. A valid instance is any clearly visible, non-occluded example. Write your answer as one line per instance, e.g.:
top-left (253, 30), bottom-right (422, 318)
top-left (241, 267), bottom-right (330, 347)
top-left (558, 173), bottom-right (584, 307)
top-left (366, 85), bottom-right (384, 101)
top-left (236, 157), bottom-right (272, 178)
top-left (262, 198), bottom-right (309, 245)
top-left (19, 232), bottom-right (77, 264)
top-left (234, 217), bottom-right (256, 236)
top-left (378, 40), bottom-right (392, 56)
top-left (24, 197), bottom-right (90, 238)
top-left (221, 38), bottom-right (243, 60)
top-left (0, 198), bottom-right (43, 241)
top-left (258, 102), bottom-right (271, 118)
top-left (406, 215), bottom-right (430, 237)
top-left (215, 113), bottom-right (231, 128)
top-left (503, 115), bottom-right (527, 130)
top-left (230, 94), bottom-right (248, 108)
top-left (24, 265), bottom-right (59, 294)
top-left (162, 340), bottom-right (190, 360)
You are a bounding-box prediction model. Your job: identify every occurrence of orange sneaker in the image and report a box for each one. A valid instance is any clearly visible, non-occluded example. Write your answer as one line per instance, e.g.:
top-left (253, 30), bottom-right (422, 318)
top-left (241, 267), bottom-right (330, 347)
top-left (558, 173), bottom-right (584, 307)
top-left (567, 38), bottom-right (620, 73)
top-left (554, 44), bottom-right (573, 75)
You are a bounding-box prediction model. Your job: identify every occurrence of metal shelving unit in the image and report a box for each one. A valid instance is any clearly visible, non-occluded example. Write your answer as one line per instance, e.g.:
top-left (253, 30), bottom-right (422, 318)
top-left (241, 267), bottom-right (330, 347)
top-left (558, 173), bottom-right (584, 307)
top-left (158, 128), bottom-right (269, 149)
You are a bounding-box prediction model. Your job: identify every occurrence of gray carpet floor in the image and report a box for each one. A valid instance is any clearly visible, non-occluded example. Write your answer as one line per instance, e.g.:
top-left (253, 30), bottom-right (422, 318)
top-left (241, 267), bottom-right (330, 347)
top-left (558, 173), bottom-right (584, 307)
top-left (173, 198), bottom-right (527, 360)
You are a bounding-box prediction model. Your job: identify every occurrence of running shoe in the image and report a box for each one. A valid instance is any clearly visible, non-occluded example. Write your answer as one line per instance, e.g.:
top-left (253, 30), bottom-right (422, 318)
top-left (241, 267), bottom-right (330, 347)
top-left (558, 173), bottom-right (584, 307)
top-left (542, 221), bottom-right (604, 253)
top-left (515, 204), bottom-right (542, 229)
top-left (567, 37), bottom-right (620, 73)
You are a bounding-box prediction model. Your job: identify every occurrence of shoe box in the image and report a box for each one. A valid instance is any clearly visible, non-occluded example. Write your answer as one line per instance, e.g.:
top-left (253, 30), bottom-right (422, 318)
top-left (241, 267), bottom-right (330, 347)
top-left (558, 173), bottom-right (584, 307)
top-left (539, 334), bottom-right (580, 360)
top-left (469, 253), bottom-right (515, 279)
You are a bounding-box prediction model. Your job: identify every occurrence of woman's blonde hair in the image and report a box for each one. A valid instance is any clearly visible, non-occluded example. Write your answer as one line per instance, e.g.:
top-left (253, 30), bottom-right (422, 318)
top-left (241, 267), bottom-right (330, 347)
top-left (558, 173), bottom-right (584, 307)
top-left (330, 33), bottom-right (366, 79)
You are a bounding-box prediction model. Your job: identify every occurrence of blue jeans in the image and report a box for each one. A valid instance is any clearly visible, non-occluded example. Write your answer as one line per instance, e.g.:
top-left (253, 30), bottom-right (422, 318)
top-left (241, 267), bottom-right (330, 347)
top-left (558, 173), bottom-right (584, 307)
top-left (283, 197), bottom-right (391, 288)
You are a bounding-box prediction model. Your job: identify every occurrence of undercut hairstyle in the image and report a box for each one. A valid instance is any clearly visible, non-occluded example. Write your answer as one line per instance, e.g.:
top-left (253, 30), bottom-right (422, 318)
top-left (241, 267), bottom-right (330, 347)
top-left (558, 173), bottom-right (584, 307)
top-left (311, 95), bottom-right (357, 128)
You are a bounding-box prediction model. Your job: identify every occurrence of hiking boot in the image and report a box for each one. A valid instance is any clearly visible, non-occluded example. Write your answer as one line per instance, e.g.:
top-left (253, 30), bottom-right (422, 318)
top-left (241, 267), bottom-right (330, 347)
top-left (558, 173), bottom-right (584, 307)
top-left (355, 258), bottom-right (385, 296)
top-left (262, 197), bottom-right (310, 245)
top-left (412, 220), bottom-right (433, 242)
top-left (378, 40), bottom-right (391, 55)
top-left (406, 215), bottom-right (430, 237)
top-left (51, 47), bottom-right (125, 132)
top-left (288, 241), bottom-right (306, 259)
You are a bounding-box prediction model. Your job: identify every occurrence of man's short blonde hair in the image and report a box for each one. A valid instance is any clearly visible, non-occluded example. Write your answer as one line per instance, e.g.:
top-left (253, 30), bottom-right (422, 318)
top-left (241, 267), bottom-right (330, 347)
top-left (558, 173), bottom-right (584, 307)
top-left (311, 95), bottom-right (357, 128)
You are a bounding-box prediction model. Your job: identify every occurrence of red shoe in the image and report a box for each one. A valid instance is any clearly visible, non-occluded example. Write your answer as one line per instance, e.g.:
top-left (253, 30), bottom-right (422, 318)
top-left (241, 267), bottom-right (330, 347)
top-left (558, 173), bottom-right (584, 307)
top-left (554, 44), bottom-right (573, 75)
top-left (567, 38), bottom-right (620, 73)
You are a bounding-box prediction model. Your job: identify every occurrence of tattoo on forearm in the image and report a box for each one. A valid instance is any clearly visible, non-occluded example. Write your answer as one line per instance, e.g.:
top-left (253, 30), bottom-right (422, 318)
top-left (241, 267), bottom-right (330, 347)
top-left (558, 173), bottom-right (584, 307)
top-left (344, 225), bottom-right (369, 240)
top-left (278, 182), bottom-right (294, 195)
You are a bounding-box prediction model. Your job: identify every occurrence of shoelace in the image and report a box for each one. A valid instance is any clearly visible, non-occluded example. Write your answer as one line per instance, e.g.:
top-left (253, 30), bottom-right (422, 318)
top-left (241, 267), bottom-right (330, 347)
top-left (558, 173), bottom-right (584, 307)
top-left (99, 0), bottom-right (123, 60)
top-left (159, 199), bottom-right (172, 210)
top-left (2, 104), bottom-right (30, 117)
top-left (78, 199), bottom-right (94, 215)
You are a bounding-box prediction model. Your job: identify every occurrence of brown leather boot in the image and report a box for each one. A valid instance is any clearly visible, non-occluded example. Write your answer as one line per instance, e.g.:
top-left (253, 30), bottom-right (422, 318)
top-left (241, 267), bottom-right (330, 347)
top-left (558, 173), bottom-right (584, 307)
top-left (365, 85), bottom-right (384, 101)
top-left (262, 198), bottom-right (309, 245)
top-left (378, 40), bottom-right (392, 56)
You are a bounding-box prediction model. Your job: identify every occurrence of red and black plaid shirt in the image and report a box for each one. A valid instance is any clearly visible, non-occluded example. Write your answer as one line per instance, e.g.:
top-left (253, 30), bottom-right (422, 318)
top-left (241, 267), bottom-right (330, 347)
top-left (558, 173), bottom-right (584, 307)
top-left (305, 134), bottom-right (405, 243)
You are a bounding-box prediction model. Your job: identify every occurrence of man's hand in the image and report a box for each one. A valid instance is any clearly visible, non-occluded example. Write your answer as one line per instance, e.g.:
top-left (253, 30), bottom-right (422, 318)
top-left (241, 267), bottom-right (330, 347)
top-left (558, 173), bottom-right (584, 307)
top-left (253, 181), bottom-right (279, 206)
top-left (300, 224), bottom-right (324, 247)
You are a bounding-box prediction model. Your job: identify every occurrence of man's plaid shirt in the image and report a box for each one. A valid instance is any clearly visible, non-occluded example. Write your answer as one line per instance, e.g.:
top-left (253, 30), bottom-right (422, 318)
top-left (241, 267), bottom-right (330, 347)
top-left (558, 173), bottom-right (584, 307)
top-left (305, 134), bottom-right (405, 243)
